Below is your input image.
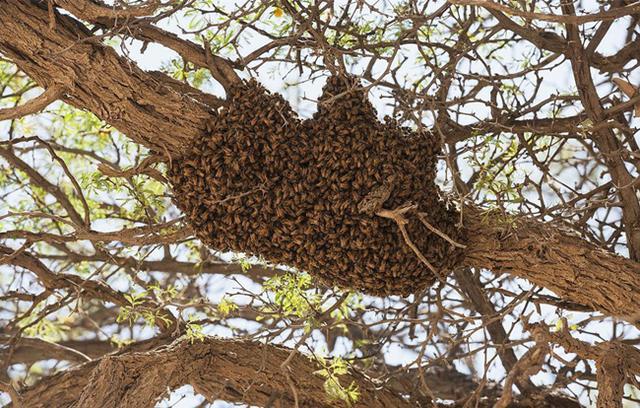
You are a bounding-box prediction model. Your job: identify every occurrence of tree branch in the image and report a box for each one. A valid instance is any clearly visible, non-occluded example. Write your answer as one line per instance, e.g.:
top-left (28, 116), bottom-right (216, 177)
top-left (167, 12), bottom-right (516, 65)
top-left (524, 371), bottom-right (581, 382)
top-left (8, 335), bottom-right (581, 408)
top-left (449, 0), bottom-right (640, 24)
top-left (53, 0), bottom-right (161, 20)
top-left (527, 318), bottom-right (640, 408)
top-left (0, 0), bottom-right (214, 155)
top-left (52, 1), bottom-right (241, 88)
top-left (0, 84), bottom-right (62, 121)
top-left (12, 337), bottom-right (411, 408)
top-left (463, 208), bottom-right (640, 322)
top-left (1, 0), bottom-right (639, 324)
top-left (560, 1), bottom-right (640, 262)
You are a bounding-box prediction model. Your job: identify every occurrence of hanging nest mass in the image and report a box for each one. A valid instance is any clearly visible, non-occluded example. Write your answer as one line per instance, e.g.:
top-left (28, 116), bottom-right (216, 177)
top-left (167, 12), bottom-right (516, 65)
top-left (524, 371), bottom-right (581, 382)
top-left (168, 76), bottom-right (466, 296)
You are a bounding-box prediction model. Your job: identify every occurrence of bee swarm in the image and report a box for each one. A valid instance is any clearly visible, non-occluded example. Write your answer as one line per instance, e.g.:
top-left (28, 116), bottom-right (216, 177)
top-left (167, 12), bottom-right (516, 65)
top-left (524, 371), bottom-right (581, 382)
top-left (169, 76), bottom-right (465, 295)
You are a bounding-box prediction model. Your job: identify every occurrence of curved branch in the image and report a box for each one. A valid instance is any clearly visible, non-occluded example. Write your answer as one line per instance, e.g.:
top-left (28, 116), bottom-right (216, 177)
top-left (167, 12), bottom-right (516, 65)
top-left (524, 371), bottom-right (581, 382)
top-left (53, 0), bottom-right (161, 19)
top-left (38, 252), bottom-right (279, 280)
top-left (0, 245), bottom-right (178, 332)
top-left (527, 319), bottom-right (640, 408)
top-left (0, 336), bottom-right (110, 365)
top-left (52, 1), bottom-right (241, 88)
top-left (484, 8), bottom-right (640, 74)
top-left (0, 84), bottom-right (62, 121)
top-left (463, 208), bottom-right (640, 322)
top-left (9, 336), bottom-right (581, 408)
top-left (0, 146), bottom-right (85, 227)
top-left (449, 0), bottom-right (640, 24)
top-left (14, 337), bottom-right (411, 408)
top-left (0, 0), bottom-right (213, 155)
top-left (1, 0), bottom-right (639, 324)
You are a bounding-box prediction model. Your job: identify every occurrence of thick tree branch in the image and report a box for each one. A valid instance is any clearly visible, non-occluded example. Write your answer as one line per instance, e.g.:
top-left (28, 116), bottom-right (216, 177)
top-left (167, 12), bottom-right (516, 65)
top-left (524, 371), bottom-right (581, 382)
top-left (0, 0), bottom-right (213, 155)
top-left (1, 0), bottom-right (639, 323)
top-left (1, 336), bottom-right (109, 364)
top-left (52, 0), bottom-right (241, 88)
top-left (7, 335), bottom-right (580, 408)
top-left (463, 208), bottom-right (640, 321)
top-left (12, 337), bottom-right (411, 408)
top-left (53, 0), bottom-right (161, 20)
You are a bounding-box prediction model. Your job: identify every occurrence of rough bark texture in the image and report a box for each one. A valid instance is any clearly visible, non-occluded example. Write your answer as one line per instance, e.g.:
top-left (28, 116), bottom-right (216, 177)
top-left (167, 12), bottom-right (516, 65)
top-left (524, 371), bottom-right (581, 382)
top-left (9, 335), bottom-right (581, 408)
top-left (53, 0), bottom-right (241, 88)
top-left (0, 0), bottom-right (213, 155)
top-left (464, 208), bottom-right (640, 320)
top-left (596, 347), bottom-right (625, 408)
top-left (1, 0), bottom-right (639, 322)
top-left (16, 337), bottom-right (410, 408)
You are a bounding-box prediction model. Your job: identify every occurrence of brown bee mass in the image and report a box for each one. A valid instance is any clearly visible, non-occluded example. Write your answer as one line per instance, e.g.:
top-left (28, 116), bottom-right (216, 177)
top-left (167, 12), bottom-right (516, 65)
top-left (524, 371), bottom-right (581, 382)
top-left (168, 76), bottom-right (465, 296)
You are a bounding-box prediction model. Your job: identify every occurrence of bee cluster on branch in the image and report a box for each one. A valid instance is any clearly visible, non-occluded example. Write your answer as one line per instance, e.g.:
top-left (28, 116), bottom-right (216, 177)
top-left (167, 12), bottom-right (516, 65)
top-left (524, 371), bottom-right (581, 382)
top-left (169, 76), bottom-right (465, 295)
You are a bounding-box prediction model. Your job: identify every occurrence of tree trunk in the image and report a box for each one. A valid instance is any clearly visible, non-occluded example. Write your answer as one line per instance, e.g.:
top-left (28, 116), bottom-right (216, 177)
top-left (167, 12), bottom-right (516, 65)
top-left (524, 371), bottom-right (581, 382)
top-left (0, 0), bottom-right (638, 322)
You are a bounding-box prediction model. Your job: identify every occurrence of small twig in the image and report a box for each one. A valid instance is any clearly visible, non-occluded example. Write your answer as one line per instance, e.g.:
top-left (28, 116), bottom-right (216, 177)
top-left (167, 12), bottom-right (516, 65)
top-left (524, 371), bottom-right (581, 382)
top-left (377, 203), bottom-right (438, 274)
top-left (417, 212), bottom-right (466, 248)
top-left (203, 185), bottom-right (265, 206)
top-left (280, 331), bottom-right (312, 408)
top-left (0, 241), bottom-right (32, 265)
top-left (47, 0), bottom-right (56, 30)
top-left (98, 155), bottom-right (166, 182)
top-left (397, 222), bottom-right (438, 274)
top-left (35, 137), bottom-right (92, 227)
top-left (283, 369), bottom-right (299, 408)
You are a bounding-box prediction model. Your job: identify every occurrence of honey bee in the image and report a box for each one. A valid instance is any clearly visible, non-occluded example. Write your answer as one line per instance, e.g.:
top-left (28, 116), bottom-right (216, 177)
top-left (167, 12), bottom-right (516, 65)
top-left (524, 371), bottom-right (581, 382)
top-left (166, 77), bottom-right (468, 296)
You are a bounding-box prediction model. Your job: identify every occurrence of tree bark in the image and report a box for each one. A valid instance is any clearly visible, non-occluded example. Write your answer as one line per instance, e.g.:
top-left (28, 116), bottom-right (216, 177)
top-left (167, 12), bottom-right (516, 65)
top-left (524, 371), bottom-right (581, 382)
top-left (13, 337), bottom-right (411, 408)
top-left (6, 335), bottom-right (580, 408)
top-left (0, 0), bottom-right (213, 155)
top-left (464, 209), bottom-right (640, 321)
top-left (0, 0), bottom-right (639, 322)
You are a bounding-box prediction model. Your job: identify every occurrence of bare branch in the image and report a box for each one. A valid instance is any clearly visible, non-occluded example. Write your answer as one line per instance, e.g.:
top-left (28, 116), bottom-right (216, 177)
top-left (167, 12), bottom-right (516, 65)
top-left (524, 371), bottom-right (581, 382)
top-left (53, 0), bottom-right (161, 20)
top-left (0, 85), bottom-right (62, 121)
top-left (449, 0), bottom-right (640, 24)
